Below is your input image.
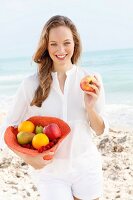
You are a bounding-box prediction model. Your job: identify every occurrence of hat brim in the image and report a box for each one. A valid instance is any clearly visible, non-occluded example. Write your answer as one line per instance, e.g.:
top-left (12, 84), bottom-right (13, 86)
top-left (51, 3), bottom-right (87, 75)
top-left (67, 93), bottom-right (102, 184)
top-left (4, 116), bottom-right (71, 160)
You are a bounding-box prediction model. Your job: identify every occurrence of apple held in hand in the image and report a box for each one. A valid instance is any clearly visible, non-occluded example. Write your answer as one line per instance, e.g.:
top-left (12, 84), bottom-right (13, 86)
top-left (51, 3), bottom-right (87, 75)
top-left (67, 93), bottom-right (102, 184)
top-left (80, 75), bottom-right (96, 92)
top-left (43, 123), bottom-right (61, 140)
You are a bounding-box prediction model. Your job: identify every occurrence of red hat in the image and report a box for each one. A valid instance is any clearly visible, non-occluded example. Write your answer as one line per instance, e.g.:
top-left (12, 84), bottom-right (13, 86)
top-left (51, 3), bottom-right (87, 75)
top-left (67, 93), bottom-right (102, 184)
top-left (4, 116), bottom-right (71, 160)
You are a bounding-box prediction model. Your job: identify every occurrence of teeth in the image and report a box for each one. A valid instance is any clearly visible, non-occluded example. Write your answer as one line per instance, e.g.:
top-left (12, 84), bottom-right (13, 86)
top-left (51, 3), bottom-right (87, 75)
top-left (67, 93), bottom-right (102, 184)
top-left (56, 55), bottom-right (66, 58)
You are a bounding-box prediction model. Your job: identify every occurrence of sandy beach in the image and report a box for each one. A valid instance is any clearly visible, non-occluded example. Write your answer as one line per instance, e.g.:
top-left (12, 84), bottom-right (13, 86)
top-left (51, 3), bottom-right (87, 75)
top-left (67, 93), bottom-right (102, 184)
top-left (0, 108), bottom-right (133, 200)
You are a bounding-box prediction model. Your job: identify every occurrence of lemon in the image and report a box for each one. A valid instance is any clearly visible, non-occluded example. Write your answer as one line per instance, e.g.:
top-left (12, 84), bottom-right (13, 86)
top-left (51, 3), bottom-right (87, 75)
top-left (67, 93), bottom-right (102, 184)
top-left (32, 133), bottom-right (49, 149)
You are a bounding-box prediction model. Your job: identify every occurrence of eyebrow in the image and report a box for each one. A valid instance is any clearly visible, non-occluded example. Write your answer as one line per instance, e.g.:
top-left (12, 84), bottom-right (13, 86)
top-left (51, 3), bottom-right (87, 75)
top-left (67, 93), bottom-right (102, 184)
top-left (49, 39), bottom-right (72, 43)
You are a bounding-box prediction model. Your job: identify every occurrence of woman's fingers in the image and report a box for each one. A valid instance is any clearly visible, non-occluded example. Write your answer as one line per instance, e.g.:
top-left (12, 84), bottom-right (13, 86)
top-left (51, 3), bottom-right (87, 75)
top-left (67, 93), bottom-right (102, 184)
top-left (38, 150), bottom-right (55, 158)
top-left (39, 156), bottom-right (53, 165)
top-left (9, 147), bottom-right (54, 169)
top-left (85, 91), bottom-right (98, 99)
top-left (93, 75), bottom-right (101, 90)
top-left (85, 84), bottom-right (100, 97)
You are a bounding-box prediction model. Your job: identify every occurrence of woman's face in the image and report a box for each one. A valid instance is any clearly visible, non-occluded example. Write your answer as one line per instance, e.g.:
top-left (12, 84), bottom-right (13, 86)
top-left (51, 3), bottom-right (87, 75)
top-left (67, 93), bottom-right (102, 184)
top-left (48, 26), bottom-right (75, 67)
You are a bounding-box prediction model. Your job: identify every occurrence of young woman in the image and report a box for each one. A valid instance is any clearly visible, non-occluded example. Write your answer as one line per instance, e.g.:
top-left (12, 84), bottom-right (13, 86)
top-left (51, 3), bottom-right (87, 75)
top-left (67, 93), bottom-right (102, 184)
top-left (0, 15), bottom-right (108, 200)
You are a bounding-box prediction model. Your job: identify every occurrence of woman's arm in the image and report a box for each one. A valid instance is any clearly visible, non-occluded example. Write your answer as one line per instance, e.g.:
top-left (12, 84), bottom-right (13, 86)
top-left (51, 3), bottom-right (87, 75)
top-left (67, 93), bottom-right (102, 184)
top-left (0, 80), bottom-right (28, 149)
top-left (0, 76), bottom-right (53, 169)
top-left (86, 107), bottom-right (105, 135)
top-left (12, 148), bottom-right (54, 169)
top-left (0, 75), bottom-right (38, 149)
top-left (84, 74), bottom-right (108, 135)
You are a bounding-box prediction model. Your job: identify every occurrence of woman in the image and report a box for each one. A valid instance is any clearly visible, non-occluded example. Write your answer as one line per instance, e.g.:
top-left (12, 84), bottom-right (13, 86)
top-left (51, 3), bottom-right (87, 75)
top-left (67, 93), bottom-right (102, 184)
top-left (0, 15), bottom-right (108, 200)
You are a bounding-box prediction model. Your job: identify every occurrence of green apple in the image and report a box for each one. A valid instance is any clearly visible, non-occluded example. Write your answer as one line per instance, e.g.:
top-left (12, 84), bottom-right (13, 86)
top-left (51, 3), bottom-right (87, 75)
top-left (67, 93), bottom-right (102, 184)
top-left (17, 132), bottom-right (35, 145)
top-left (35, 125), bottom-right (44, 134)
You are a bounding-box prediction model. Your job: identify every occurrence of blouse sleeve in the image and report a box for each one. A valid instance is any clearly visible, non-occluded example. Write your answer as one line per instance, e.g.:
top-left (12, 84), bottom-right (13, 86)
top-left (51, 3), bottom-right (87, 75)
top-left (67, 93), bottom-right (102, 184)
top-left (0, 75), bottom-right (35, 149)
top-left (90, 73), bottom-right (109, 136)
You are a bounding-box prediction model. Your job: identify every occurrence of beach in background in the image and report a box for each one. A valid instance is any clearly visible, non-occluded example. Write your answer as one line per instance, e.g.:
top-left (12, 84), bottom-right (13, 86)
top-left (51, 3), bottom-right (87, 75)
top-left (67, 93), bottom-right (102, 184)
top-left (0, 48), bottom-right (133, 199)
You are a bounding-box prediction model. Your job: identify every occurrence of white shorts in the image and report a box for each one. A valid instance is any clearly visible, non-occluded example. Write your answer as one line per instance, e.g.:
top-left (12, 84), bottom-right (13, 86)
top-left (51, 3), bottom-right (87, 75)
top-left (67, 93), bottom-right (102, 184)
top-left (30, 168), bottom-right (103, 200)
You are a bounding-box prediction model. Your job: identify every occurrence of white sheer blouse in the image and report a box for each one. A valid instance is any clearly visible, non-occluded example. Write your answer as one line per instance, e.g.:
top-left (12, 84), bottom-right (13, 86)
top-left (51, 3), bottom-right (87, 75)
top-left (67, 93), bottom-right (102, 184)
top-left (0, 65), bottom-right (108, 175)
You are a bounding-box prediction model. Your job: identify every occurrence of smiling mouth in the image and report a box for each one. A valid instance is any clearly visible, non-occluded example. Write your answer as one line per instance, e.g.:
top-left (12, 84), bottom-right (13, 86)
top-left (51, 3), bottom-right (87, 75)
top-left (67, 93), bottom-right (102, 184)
top-left (56, 54), bottom-right (67, 60)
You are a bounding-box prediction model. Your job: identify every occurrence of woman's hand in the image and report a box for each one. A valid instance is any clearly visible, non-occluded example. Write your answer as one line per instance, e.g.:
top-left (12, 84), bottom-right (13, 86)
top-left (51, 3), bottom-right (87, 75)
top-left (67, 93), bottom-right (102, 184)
top-left (84, 75), bottom-right (101, 111)
top-left (11, 148), bottom-right (54, 169)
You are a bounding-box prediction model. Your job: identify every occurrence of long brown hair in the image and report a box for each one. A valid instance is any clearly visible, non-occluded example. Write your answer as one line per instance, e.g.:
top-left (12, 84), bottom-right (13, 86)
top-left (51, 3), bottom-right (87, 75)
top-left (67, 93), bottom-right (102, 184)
top-left (31, 15), bottom-right (82, 107)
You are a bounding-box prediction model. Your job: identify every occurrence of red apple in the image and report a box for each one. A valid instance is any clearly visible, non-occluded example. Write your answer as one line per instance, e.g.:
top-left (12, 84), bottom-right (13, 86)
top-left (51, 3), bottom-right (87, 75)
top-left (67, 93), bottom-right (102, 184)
top-left (43, 123), bottom-right (61, 140)
top-left (80, 75), bottom-right (96, 92)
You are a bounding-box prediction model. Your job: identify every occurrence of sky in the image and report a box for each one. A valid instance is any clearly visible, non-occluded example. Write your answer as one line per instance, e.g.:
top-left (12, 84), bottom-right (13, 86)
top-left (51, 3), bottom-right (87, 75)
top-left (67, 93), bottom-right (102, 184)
top-left (0, 0), bottom-right (133, 58)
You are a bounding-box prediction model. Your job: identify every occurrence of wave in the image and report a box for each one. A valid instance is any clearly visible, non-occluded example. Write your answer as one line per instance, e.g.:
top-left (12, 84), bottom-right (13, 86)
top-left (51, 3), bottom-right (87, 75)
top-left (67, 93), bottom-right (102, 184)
top-left (106, 104), bottom-right (133, 131)
top-left (0, 74), bottom-right (25, 82)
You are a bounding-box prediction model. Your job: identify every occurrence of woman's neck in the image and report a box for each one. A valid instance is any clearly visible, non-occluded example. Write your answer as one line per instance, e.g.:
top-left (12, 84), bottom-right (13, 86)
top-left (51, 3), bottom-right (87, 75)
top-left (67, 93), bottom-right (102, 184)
top-left (53, 62), bottom-right (73, 74)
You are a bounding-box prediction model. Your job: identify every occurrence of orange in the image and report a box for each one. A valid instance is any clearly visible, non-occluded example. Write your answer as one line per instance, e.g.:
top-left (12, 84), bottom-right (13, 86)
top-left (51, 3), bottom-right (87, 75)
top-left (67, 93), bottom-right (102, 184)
top-left (18, 121), bottom-right (35, 133)
top-left (32, 133), bottom-right (49, 149)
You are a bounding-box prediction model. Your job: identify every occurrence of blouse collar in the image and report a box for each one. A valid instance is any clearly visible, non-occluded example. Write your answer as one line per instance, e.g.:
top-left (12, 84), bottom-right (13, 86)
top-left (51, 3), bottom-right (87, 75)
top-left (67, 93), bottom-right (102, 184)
top-left (51, 64), bottom-right (77, 78)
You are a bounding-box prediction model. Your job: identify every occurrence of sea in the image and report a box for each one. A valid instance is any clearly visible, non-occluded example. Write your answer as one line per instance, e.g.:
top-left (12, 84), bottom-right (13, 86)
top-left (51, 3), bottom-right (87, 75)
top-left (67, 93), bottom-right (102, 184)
top-left (0, 48), bottom-right (133, 130)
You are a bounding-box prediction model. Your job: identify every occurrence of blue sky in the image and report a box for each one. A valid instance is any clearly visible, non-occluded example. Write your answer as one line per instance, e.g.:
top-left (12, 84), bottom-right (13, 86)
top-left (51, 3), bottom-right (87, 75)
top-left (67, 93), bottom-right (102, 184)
top-left (0, 0), bottom-right (133, 58)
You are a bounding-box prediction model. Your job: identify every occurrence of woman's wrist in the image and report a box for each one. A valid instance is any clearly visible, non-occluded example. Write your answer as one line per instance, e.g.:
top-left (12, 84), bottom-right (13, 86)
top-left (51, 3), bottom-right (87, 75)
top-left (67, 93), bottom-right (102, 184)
top-left (86, 108), bottom-right (105, 135)
top-left (86, 107), bottom-right (95, 117)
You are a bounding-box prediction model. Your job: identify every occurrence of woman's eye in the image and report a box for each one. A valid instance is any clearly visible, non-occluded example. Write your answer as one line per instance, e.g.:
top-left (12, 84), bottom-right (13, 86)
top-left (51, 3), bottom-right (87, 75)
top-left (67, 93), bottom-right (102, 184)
top-left (50, 43), bottom-right (57, 46)
top-left (64, 42), bottom-right (71, 45)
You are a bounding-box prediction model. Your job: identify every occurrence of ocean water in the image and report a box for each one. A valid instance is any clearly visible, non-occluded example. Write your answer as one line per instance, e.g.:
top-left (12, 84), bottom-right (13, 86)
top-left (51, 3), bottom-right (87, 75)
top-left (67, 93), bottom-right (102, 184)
top-left (0, 48), bottom-right (133, 130)
top-left (80, 48), bottom-right (133, 105)
top-left (0, 48), bottom-right (133, 104)
top-left (0, 57), bottom-right (36, 96)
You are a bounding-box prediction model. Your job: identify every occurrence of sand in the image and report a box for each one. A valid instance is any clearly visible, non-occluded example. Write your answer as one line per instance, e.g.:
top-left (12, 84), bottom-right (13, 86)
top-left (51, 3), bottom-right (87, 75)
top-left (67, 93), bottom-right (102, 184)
top-left (0, 112), bottom-right (133, 200)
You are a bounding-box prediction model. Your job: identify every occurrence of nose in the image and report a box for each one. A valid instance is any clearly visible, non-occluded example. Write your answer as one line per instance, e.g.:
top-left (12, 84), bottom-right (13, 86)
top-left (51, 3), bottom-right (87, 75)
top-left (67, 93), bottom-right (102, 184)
top-left (57, 45), bottom-right (65, 53)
